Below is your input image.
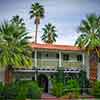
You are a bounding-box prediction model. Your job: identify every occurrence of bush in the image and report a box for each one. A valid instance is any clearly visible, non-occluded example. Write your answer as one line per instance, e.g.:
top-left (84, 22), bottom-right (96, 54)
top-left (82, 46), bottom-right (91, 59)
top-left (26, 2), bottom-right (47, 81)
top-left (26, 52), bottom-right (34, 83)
top-left (3, 83), bottom-right (19, 100)
top-left (27, 81), bottom-right (42, 99)
top-left (0, 82), bottom-right (4, 100)
top-left (92, 81), bottom-right (100, 98)
top-left (15, 83), bottom-right (28, 100)
top-left (15, 80), bottom-right (42, 100)
top-left (1, 80), bottom-right (42, 100)
top-left (0, 82), bottom-right (4, 93)
top-left (79, 70), bottom-right (90, 94)
top-left (51, 80), bottom-right (64, 97)
top-left (64, 80), bottom-right (80, 99)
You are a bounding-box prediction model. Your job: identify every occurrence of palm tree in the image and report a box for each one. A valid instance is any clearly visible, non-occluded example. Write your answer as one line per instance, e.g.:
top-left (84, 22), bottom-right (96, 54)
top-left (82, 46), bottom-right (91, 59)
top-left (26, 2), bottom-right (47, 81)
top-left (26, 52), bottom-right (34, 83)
top-left (29, 3), bottom-right (45, 43)
top-left (11, 15), bottom-right (25, 26)
top-left (41, 23), bottom-right (58, 44)
top-left (0, 21), bottom-right (33, 84)
top-left (75, 14), bottom-right (100, 81)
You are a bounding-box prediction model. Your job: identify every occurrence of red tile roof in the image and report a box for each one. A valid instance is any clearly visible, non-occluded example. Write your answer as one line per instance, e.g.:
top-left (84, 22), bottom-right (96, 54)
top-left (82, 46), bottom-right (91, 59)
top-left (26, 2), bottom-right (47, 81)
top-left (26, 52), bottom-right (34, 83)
top-left (31, 43), bottom-right (81, 51)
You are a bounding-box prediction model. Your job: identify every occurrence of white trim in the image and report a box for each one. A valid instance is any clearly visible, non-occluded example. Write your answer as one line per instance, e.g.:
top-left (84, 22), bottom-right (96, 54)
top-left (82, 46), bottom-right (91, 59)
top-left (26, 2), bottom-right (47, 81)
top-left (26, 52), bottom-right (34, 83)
top-left (59, 51), bottom-right (62, 67)
top-left (82, 53), bottom-right (85, 65)
top-left (35, 50), bottom-right (37, 68)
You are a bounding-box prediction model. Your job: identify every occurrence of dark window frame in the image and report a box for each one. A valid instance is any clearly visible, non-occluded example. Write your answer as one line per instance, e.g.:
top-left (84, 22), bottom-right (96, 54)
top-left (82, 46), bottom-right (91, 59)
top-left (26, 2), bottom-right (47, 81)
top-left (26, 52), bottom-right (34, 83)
top-left (56, 54), bottom-right (59, 59)
top-left (77, 55), bottom-right (82, 61)
top-left (63, 54), bottom-right (69, 61)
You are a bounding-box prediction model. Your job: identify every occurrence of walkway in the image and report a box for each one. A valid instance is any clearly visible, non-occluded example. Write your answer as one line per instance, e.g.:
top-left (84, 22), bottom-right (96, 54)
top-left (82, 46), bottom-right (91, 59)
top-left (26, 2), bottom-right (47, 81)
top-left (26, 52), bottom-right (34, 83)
top-left (41, 93), bottom-right (58, 100)
top-left (41, 93), bottom-right (95, 100)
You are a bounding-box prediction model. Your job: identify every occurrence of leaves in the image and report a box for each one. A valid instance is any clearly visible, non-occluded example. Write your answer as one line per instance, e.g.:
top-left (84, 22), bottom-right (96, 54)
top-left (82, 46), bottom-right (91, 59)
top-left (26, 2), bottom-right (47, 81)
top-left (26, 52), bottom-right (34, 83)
top-left (29, 3), bottom-right (45, 21)
top-left (75, 13), bottom-right (100, 56)
top-left (41, 23), bottom-right (58, 43)
top-left (0, 20), bottom-right (33, 68)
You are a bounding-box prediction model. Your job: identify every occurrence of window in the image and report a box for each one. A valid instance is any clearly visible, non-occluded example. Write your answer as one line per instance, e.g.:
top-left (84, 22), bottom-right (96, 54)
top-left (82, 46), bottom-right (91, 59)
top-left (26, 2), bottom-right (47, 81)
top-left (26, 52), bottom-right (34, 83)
top-left (46, 54), bottom-right (48, 57)
top-left (32, 52), bottom-right (34, 58)
top-left (37, 52), bottom-right (41, 58)
top-left (56, 54), bottom-right (59, 58)
top-left (63, 54), bottom-right (69, 60)
top-left (77, 55), bottom-right (82, 61)
top-left (98, 57), bottom-right (100, 63)
top-left (43, 53), bottom-right (48, 58)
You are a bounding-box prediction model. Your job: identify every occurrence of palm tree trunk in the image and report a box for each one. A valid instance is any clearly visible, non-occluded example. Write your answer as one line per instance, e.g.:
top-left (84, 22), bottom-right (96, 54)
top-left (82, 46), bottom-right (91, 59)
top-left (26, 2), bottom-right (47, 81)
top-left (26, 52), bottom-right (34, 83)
top-left (4, 65), bottom-right (13, 85)
top-left (89, 52), bottom-right (97, 81)
top-left (35, 22), bottom-right (38, 43)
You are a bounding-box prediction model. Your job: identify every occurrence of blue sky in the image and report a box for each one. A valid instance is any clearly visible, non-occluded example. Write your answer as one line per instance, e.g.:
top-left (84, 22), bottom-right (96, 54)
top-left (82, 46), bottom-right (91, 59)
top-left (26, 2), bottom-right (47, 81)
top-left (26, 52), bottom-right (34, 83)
top-left (0, 0), bottom-right (100, 45)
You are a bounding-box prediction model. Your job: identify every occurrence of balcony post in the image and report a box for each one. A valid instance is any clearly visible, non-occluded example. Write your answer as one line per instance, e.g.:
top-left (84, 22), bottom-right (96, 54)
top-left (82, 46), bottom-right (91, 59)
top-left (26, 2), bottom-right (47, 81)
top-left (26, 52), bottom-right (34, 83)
top-left (59, 51), bottom-right (62, 67)
top-left (82, 53), bottom-right (85, 65)
top-left (34, 50), bottom-right (37, 80)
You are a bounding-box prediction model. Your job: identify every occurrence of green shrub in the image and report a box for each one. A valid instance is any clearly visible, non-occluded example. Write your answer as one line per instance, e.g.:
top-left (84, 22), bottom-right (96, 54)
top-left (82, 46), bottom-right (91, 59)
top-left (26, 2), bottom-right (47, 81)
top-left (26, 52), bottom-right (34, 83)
top-left (1, 80), bottom-right (42, 100)
top-left (79, 70), bottom-right (90, 94)
top-left (15, 83), bottom-right (28, 100)
top-left (27, 81), bottom-right (42, 99)
top-left (92, 81), bottom-right (100, 98)
top-left (15, 80), bottom-right (42, 100)
top-left (0, 82), bottom-right (4, 100)
top-left (64, 80), bottom-right (80, 94)
top-left (0, 82), bottom-right (3, 93)
top-left (3, 83), bottom-right (18, 99)
top-left (51, 80), bottom-right (64, 97)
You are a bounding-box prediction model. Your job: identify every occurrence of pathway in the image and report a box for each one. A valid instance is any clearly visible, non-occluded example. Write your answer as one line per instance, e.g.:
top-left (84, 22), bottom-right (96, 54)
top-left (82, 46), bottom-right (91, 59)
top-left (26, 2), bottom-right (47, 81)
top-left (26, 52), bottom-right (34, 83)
top-left (41, 93), bottom-right (58, 100)
top-left (41, 93), bottom-right (95, 100)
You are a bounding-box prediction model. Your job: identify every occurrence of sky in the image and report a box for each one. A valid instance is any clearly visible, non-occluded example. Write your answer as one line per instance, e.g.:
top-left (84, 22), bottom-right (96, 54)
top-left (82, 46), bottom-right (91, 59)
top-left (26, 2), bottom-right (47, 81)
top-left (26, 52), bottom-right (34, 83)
top-left (0, 0), bottom-right (100, 45)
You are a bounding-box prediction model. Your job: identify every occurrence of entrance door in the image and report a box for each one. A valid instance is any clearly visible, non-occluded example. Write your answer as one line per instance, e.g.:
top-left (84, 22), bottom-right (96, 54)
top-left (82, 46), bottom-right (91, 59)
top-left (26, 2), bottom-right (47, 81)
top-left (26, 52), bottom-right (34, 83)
top-left (37, 74), bottom-right (48, 92)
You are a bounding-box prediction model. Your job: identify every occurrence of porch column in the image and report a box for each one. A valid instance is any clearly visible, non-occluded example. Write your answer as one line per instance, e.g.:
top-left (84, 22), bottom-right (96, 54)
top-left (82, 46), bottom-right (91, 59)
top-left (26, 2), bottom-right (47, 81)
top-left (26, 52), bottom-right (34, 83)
top-left (82, 53), bottom-right (85, 71)
top-left (34, 50), bottom-right (37, 80)
top-left (82, 53), bottom-right (85, 65)
top-left (59, 51), bottom-right (62, 67)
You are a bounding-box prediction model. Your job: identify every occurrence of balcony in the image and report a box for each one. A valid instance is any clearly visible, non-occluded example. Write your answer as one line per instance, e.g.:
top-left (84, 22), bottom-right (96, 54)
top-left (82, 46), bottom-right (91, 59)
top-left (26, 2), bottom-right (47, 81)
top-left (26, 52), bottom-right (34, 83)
top-left (33, 59), bottom-right (82, 69)
top-left (37, 59), bottom-right (59, 69)
top-left (62, 60), bottom-right (82, 68)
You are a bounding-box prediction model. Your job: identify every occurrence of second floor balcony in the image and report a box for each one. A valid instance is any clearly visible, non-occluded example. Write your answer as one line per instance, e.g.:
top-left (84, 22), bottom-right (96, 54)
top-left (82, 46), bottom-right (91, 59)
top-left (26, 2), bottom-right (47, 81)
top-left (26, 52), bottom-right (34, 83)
top-left (33, 58), bottom-right (82, 69)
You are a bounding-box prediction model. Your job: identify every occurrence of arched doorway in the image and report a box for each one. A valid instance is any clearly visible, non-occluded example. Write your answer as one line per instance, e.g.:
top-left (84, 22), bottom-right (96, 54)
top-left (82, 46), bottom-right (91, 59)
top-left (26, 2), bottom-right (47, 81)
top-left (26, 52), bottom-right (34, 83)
top-left (37, 74), bottom-right (48, 93)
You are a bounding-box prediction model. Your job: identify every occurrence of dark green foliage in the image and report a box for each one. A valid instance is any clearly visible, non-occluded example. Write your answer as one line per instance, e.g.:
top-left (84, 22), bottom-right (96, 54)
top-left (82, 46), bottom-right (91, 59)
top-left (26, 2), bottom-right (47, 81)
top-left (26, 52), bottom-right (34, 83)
top-left (79, 70), bottom-right (90, 94)
top-left (55, 67), bottom-right (64, 83)
top-left (64, 80), bottom-right (80, 94)
top-left (3, 83), bottom-right (18, 100)
top-left (92, 81), bottom-right (100, 98)
top-left (15, 81), bottom-right (28, 100)
top-left (27, 81), bottom-right (42, 99)
top-left (0, 80), bottom-right (42, 100)
top-left (15, 80), bottom-right (42, 100)
top-left (51, 80), bottom-right (64, 97)
top-left (0, 82), bottom-right (3, 92)
top-left (0, 82), bottom-right (4, 100)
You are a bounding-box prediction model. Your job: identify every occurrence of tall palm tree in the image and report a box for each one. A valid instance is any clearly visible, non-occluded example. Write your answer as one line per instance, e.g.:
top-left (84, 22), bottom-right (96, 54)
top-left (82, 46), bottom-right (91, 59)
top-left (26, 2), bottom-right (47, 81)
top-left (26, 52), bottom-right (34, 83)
top-left (29, 3), bottom-right (45, 43)
top-left (41, 23), bottom-right (58, 44)
top-left (75, 14), bottom-right (100, 81)
top-left (0, 21), bottom-right (33, 84)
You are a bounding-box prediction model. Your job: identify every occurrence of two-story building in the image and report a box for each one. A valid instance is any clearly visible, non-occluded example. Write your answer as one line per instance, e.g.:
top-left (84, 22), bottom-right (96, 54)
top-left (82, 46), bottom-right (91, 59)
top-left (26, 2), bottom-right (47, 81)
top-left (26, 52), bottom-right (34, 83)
top-left (14, 43), bottom-right (90, 92)
top-left (1, 43), bottom-right (100, 92)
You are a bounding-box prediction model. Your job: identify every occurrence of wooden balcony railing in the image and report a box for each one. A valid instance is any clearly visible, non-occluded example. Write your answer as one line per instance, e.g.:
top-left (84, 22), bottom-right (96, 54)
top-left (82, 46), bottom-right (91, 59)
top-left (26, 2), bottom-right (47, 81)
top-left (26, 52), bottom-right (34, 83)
top-left (33, 59), bottom-right (82, 69)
